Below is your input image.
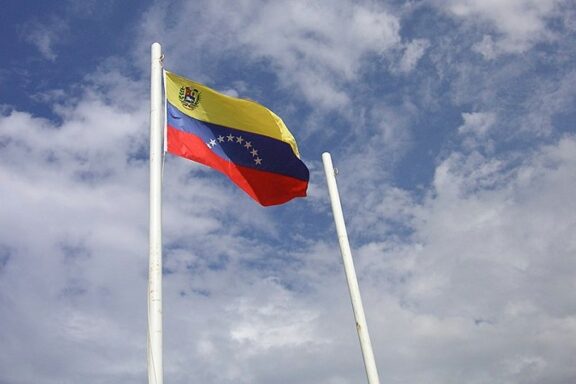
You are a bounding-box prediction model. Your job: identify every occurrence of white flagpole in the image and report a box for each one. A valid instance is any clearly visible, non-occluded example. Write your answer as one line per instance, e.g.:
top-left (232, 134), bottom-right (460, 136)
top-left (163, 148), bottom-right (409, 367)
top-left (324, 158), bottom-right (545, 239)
top-left (148, 42), bottom-right (164, 384)
top-left (322, 152), bottom-right (381, 384)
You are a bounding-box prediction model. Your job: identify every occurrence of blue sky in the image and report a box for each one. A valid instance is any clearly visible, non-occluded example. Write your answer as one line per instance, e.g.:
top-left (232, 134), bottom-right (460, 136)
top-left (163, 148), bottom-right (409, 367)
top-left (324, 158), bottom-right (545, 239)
top-left (1, 1), bottom-right (576, 383)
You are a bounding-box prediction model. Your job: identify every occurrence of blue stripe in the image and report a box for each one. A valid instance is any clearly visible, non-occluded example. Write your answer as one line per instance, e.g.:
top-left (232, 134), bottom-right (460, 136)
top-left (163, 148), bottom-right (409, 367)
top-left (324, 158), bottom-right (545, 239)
top-left (167, 102), bottom-right (309, 181)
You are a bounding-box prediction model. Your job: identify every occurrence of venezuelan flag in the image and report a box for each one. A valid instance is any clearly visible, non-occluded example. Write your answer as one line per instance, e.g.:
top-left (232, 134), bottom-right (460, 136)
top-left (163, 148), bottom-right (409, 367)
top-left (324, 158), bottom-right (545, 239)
top-left (164, 70), bottom-right (309, 206)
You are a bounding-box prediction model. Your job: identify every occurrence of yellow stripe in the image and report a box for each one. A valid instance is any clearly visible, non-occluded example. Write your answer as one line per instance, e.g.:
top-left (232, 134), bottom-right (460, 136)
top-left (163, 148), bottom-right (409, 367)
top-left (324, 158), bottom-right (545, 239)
top-left (164, 70), bottom-right (300, 157)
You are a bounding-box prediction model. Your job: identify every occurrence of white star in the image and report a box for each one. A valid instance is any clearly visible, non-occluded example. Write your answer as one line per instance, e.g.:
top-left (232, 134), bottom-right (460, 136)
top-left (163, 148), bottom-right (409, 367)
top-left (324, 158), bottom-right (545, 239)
top-left (244, 141), bottom-right (252, 149)
top-left (254, 157), bottom-right (262, 165)
top-left (217, 135), bottom-right (225, 143)
top-left (250, 149), bottom-right (258, 157)
top-left (227, 134), bottom-right (234, 141)
top-left (209, 139), bottom-right (217, 147)
top-left (236, 136), bottom-right (244, 144)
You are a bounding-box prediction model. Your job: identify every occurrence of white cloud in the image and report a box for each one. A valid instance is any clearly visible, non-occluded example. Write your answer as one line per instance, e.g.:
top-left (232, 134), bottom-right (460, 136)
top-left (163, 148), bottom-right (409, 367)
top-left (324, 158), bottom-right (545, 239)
top-left (398, 39), bottom-right (430, 73)
top-left (0, 68), bottom-right (271, 383)
top-left (1, 59), bottom-right (354, 383)
top-left (458, 112), bottom-right (496, 136)
top-left (25, 30), bottom-right (58, 61)
top-left (457, 111), bottom-right (497, 151)
top-left (426, 136), bottom-right (576, 315)
top-left (228, 289), bottom-right (325, 353)
top-left (472, 34), bottom-right (498, 59)
top-left (3, 1), bottom-right (576, 383)
top-left (348, 135), bottom-right (576, 382)
top-left (432, 0), bottom-right (563, 56)
top-left (138, 0), bottom-right (401, 110)
top-left (22, 18), bottom-right (69, 61)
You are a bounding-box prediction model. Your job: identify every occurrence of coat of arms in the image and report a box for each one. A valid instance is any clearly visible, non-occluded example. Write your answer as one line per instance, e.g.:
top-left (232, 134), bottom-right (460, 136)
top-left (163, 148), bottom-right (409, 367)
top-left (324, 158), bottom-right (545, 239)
top-left (179, 86), bottom-right (201, 109)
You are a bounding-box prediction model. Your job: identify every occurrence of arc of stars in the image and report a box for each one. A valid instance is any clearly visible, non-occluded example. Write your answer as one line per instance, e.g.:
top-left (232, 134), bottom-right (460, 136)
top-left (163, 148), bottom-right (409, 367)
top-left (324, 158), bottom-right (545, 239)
top-left (205, 131), bottom-right (264, 167)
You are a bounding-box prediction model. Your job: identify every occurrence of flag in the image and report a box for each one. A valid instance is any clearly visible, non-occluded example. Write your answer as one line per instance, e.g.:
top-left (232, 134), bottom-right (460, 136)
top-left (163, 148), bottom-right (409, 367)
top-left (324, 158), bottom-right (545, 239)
top-left (164, 70), bottom-right (309, 206)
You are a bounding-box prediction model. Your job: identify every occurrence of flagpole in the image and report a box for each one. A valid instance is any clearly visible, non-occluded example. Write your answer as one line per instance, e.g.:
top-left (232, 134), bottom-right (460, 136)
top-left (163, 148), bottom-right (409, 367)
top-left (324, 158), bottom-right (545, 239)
top-left (322, 152), bottom-right (381, 384)
top-left (148, 42), bottom-right (164, 384)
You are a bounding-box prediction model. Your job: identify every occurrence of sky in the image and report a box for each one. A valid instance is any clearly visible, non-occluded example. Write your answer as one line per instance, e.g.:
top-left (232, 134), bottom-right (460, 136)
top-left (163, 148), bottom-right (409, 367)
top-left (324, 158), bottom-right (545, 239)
top-left (1, 0), bottom-right (575, 383)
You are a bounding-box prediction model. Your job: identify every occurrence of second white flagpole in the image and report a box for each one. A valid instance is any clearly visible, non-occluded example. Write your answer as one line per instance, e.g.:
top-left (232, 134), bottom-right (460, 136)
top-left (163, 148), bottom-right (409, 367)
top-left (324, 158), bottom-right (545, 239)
top-left (322, 152), bottom-right (381, 384)
top-left (148, 42), bottom-right (164, 384)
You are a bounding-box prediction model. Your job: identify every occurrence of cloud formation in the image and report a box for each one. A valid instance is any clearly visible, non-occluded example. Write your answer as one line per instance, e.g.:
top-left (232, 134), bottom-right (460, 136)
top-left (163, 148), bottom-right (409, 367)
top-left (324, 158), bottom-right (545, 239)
top-left (434, 0), bottom-right (564, 56)
top-left (139, 0), bottom-right (401, 110)
top-left (1, 0), bottom-right (575, 383)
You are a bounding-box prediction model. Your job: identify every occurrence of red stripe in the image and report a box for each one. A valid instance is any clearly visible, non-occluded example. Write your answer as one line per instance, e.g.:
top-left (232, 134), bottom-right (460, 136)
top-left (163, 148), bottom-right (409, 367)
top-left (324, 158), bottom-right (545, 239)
top-left (167, 126), bottom-right (308, 206)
